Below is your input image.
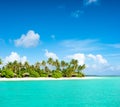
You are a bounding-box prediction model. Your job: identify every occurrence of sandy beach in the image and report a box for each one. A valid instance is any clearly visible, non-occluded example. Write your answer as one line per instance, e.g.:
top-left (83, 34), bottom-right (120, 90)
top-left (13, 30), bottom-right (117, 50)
top-left (0, 77), bottom-right (102, 81)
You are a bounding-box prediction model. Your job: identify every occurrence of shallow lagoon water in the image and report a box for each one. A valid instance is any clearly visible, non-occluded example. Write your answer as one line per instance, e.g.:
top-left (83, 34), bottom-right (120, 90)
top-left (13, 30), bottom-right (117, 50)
top-left (0, 77), bottom-right (120, 107)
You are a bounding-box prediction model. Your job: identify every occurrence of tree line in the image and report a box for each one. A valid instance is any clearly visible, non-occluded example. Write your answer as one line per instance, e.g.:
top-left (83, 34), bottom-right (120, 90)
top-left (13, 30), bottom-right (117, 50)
top-left (0, 58), bottom-right (86, 78)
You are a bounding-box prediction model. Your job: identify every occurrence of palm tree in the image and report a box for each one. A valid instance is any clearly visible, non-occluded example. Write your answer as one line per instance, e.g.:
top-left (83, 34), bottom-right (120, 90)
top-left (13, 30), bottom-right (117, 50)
top-left (0, 58), bottom-right (2, 65)
top-left (0, 58), bottom-right (85, 78)
top-left (24, 61), bottom-right (29, 69)
top-left (47, 58), bottom-right (54, 72)
top-left (45, 66), bottom-right (50, 74)
top-left (54, 59), bottom-right (60, 70)
top-left (70, 59), bottom-right (78, 71)
top-left (41, 60), bottom-right (46, 70)
top-left (16, 62), bottom-right (23, 76)
top-left (18, 62), bottom-right (23, 71)
top-left (61, 60), bottom-right (66, 70)
top-left (13, 60), bottom-right (18, 73)
top-left (41, 60), bottom-right (46, 67)
top-left (65, 65), bottom-right (73, 77)
top-left (77, 64), bottom-right (86, 77)
top-left (6, 62), bottom-right (13, 70)
top-left (35, 62), bottom-right (41, 69)
top-left (0, 58), bottom-right (2, 72)
top-left (78, 64), bottom-right (86, 72)
top-left (24, 61), bottom-right (30, 73)
top-left (47, 57), bottom-right (53, 66)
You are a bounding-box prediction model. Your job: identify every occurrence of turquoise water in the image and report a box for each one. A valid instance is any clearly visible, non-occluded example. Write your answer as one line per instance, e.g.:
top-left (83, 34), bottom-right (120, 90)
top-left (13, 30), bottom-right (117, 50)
top-left (0, 77), bottom-right (120, 107)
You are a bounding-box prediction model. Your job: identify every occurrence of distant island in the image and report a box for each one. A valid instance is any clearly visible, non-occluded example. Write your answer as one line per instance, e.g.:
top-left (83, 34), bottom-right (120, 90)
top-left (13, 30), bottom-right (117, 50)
top-left (0, 58), bottom-right (85, 78)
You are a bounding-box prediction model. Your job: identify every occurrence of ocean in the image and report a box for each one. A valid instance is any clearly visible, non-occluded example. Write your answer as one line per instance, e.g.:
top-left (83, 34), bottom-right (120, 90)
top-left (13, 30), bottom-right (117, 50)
top-left (0, 77), bottom-right (120, 107)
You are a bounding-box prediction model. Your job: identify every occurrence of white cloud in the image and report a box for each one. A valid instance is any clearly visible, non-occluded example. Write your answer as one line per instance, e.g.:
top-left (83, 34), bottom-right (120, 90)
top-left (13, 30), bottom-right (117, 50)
top-left (96, 55), bottom-right (108, 64)
top-left (87, 54), bottom-right (96, 60)
top-left (4, 52), bottom-right (27, 64)
top-left (66, 53), bottom-right (107, 65)
top-left (85, 54), bottom-right (110, 75)
top-left (14, 30), bottom-right (40, 48)
top-left (45, 49), bottom-right (58, 60)
top-left (66, 53), bottom-right (85, 65)
top-left (84, 0), bottom-right (99, 5)
top-left (88, 54), bottom-right (107, 64)
top-left (65, 53), bottom-right (120, 75)
top-left (65, 53), bottom-right (113, 75)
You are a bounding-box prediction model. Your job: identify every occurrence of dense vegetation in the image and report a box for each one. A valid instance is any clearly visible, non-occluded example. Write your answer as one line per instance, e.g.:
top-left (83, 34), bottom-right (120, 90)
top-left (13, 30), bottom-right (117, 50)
top-left (0, 58), bottom-right (86, 78)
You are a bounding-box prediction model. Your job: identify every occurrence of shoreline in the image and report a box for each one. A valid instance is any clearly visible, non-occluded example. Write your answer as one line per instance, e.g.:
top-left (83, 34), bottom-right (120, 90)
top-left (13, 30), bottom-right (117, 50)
top-left (0, 77), bottom-right (102, 81)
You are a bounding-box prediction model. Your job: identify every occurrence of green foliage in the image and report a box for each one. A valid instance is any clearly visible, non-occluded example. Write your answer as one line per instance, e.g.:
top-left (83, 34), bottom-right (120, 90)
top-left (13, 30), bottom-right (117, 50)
top-left (0, 58), bottom-right (2, 65)
top-left (40, 73), bottom-right (48, 77)
top-left (38, 69), bottom-right (48, 77)
top-left (29, 70), bottom-right (40, 77)
top-left (1, 69), bottom-right (14, 78)
top-left (18, 75), bottom-right (22, 78)
top-left (0, 69), bottom-right (2, 73)
top-left (77, 72), bottom-right (85, 77)
top-left (0, 58), bottom-right (86, 78)
top-left (63, 67), bottom-right (73, 77)
top-left (65, 70), bottom-right (72, 77)
top-left (52, 70), bottom-right (62, 78)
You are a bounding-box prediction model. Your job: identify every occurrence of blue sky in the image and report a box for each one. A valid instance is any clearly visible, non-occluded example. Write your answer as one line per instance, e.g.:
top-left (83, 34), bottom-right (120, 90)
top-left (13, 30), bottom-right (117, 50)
top-left (0, 0), bottom-right (120, 75)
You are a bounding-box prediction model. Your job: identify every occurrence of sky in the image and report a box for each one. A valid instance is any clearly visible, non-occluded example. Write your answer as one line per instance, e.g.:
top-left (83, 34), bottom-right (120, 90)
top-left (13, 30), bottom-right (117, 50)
top-left (0, 0), bottom-right (120, 75)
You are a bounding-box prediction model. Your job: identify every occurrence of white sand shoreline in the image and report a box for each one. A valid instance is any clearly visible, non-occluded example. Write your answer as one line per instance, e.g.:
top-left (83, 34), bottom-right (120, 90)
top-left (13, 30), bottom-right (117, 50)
top-left (0, 77), bottom-right (102, 81)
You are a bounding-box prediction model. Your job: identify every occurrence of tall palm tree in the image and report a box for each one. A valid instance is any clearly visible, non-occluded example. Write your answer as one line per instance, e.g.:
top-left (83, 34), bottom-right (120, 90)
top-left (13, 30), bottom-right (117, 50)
top-left (54, 59), bottom-right (60, 70)
top-left (24, 61), bottom-right (30, 72)
top-left (66, 65), bottom-right (73, 77)
top-left (78, 64), bottom-right (86, 72)
top-left (41, 60), bottom-right (46, 66)
top-left (34, 62), bottom-right (41, 70)
top-left (41, 60), bottom-right (46, 71)
top-left (13, 60), bottom-right (18, 73)
top-left (74, 60), bottom-right (78, 70)
top-left (0, 58), bottom-right (2, 65)
top-left (18, 62), bottom-right (23, 71)
top-left (6, 62), bottom-right (12, 70)
top-left (70, 59), bottom-right (78, 71)
top-left (61, 60), bottom-right (66, 70)
top-left (16, 62), bottom-right (23, 76)
top-left (81, 64), bottom-right (86, 71)
top-left (45, 66), bottom-right (50, 74)
top-left (0, 58), bottom-right (2, 71)
top-left (47, 57), bottom-right (53, 66)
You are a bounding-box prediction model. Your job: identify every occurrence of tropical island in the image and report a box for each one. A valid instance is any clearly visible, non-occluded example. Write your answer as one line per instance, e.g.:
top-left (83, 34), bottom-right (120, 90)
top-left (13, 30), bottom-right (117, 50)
top-left (0, 58), bottom-right (86, 78)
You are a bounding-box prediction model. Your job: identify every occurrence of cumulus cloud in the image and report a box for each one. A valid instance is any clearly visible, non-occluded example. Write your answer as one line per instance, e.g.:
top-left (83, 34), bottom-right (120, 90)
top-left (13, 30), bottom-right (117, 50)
top-left (65, 53), bottom-right (112, 75)
top-left (85, 54), bottom-right (110, 75)
top-left (87, 54), bottom-right (107, 64)
top-left (65, 53), bottom-right (120, 75)
top-left (66, 53), bottom-right (85, 65)
top-left (4, 52), bottom-right (27, 64)
top-left (14, 30), bottom-right (40, 48)
top-left (66, 53), bottom-right (107, 65)
top-left (45, 49), bottom-right (58, 60)
top-left (84, 0), bottom-right (99, 5)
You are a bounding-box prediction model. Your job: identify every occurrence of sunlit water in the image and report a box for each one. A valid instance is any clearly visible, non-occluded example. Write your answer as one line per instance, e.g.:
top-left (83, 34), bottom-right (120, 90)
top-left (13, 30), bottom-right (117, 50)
top-left (0, 77), bottom-right (120, 107)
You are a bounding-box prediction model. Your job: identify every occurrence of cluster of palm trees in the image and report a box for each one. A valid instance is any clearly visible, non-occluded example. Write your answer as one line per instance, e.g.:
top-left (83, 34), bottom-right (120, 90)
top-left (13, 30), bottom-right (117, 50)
top-left (0, 58), bottom-right (86, 78)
